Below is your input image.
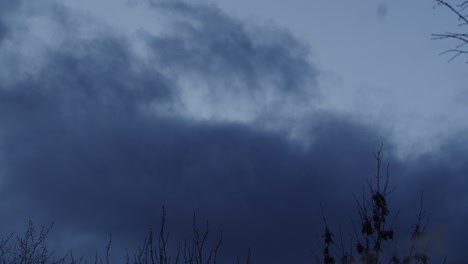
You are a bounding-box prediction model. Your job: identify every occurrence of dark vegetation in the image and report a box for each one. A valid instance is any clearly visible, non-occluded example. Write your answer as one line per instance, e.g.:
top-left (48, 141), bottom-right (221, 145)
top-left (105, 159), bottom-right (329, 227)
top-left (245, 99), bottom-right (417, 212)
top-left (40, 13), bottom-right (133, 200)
top-left (314, 145), bottom-right (433, 264)
top-left (0, 208), bottom-right (228, 264)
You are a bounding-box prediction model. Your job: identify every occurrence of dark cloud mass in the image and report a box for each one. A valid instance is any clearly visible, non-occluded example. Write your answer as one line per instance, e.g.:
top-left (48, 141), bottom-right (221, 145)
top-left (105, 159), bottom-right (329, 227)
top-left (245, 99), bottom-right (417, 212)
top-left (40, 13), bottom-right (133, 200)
top-left (147, 1), bottom-right (315, 94)
top-left (377, 2), bottom-right (389, 19)
top-left (0, 0), bottom-right (466, 263)
top-left (141, 0), bottom-right (318, 125)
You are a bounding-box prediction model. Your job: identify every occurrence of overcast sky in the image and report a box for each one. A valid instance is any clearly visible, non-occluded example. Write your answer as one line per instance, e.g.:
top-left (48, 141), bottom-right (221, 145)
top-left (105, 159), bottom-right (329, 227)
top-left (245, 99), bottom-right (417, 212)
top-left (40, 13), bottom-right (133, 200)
top-left (0, 0), bottom-right (467, 263)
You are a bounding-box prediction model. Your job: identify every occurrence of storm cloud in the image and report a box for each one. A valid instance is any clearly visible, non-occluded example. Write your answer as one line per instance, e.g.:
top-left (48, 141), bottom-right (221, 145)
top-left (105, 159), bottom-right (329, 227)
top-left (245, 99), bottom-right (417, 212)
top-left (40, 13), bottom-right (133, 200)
top-left (0, 0), bottom-right (466, 263)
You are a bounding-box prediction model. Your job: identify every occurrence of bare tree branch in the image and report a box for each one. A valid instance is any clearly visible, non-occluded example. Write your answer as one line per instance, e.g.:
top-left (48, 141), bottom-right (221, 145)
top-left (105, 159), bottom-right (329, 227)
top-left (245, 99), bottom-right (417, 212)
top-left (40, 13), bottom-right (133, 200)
top-left (434, 0), bottom-right (468, 61)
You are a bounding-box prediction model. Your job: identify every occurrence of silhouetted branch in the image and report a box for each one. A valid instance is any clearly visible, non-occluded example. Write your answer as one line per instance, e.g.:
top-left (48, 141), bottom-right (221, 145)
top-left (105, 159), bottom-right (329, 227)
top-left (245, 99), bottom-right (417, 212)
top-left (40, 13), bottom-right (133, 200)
top-left (433, 0), bottom-right (468, 61)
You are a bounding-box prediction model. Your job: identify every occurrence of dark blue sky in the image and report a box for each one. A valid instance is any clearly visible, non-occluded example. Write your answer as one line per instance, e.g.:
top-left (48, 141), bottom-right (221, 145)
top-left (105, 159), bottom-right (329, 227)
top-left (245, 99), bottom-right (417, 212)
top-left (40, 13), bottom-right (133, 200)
top-left (0, 0), bottom-right (467, 263)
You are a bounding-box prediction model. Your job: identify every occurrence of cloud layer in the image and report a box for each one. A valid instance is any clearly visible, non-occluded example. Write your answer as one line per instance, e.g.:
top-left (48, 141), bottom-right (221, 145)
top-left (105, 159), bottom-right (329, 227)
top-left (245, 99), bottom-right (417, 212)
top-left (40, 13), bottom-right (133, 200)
top-left (0, 1), bottom-right (466, 263)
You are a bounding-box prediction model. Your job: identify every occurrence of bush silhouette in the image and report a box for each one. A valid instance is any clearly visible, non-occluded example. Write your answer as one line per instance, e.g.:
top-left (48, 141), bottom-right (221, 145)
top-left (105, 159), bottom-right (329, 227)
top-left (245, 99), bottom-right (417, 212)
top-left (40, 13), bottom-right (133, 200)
top-left (0, 208), bottom-right (230, 264)
top-left (315, 145), bottom-right (432, 264)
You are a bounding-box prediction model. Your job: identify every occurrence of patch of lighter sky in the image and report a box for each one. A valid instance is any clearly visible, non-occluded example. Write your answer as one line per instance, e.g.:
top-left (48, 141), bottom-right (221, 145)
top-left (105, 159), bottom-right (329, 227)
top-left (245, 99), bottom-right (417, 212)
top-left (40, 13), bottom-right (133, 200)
top-left (61, 0), bottom-right (166, 35)
top-left (60, 0), bottom-right (468, 159)
top-left (196, 0), bottom-right (468, 159)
